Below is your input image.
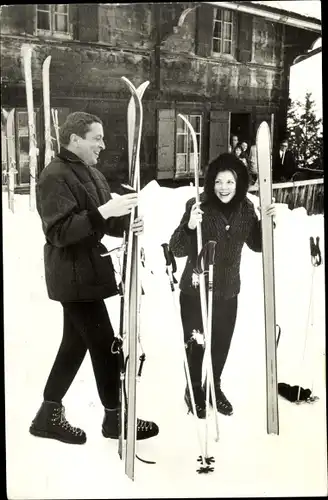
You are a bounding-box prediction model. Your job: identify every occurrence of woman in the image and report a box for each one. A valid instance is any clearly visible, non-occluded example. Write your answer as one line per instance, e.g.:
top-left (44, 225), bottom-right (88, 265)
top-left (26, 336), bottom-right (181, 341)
top-left (169, 153), bottom-right (276, 418)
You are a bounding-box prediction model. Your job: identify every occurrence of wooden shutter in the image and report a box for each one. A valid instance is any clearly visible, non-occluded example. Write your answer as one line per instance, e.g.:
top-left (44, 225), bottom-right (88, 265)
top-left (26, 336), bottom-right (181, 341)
top-left (238, 12), bottom-right (253, 63)
top-left (195, 4), bottom-right (214, 58)
top-left (24, 5), bottom-right (36, 35)
top-left (78, 4), bottom-right (99, 42)
top-left (69, 4), bottom-right (79, 39)
top-left (157, 109), bottom-right (175, 180)
top-left (209, 110), bottom-right (231, 163)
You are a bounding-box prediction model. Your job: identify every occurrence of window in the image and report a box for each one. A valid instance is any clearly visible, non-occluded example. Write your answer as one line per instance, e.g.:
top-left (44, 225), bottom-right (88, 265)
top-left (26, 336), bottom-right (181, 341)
top-left (2, 107), bottom-right (70, 188)
top-left (176, 114), bottom-right (202, 177)
top-left (212, 8), bottom-right (233, 55)
top-left (36, 4), bottom-right (70, 37)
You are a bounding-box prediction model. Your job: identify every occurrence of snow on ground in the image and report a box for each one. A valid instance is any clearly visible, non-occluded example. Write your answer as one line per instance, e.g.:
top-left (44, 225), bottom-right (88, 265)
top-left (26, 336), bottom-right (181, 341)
top-left (3, 183), bottom-right (327, 499)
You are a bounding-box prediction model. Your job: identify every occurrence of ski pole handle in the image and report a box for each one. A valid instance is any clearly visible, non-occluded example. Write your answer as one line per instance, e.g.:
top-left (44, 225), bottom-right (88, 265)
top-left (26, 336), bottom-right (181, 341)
top-left (194, 240), bottom-right (216, 275)
top-left (206, 240), bottom-right (217, 266)
top-left (194, 245), bottom-right (206, 275)
top-left (137, 353), bottom-right (146, 377)
top-left (162, 243), bottom-right (178, 290)
top-left (162, 243), bottom-right (177, 275)
top-left (169, 247), bottom-right (177, 274)
top-left (161, 243), bottom-right (171, 266)
top-left (310, 236), bottom-right (322, 266)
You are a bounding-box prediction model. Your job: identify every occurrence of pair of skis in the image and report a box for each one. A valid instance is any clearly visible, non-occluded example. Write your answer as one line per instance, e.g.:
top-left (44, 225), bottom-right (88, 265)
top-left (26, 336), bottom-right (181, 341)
top-left (42, 58), bottom-right (60, 158)
top-left (118, 78), bottom-right (149, 481)
top-left (21, 45), bottom-right (38, 211)
top-left (21, 45), bottom-right (60, 211)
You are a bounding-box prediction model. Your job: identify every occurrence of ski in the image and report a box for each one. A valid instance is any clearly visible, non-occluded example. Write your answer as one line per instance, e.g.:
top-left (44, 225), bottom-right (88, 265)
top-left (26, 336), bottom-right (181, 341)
top-left (121, 77), bottom-right (147, 481)
top-left (2, 108), bottom-right (18, 213)
top-left (42, 55), bottom-right (53, 167)
top-left (51, 108), bottom-right (60, 153)
top-left (256, 121), bottom-right (279, 435)
top-left (3, 108), bottom-right (17, 212)
top-left (177, 114), bottom-right (219, 444)
top-left (21, 45), bottom-right (38, 211)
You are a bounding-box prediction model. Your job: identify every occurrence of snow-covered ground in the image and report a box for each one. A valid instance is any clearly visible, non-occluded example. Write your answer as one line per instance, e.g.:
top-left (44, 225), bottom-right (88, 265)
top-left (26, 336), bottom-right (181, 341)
top-left (3, 182), bottom-right (327, 498)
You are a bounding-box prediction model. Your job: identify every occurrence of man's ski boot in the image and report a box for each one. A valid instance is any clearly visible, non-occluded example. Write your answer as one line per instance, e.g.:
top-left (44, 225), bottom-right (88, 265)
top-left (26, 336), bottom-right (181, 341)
top-left (102, 408), bottom-right (159, 440)
top-left (184, 386), bottom-right (206, 419)
top-left (29, 400), bottom-right (87, 444)
top-left (210, 384), bottom-right (233, 416)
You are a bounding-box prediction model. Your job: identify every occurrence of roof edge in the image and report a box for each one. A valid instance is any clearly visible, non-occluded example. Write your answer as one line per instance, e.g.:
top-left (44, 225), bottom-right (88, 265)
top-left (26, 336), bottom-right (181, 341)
top-left (205, 2), bottom-right (321, 33)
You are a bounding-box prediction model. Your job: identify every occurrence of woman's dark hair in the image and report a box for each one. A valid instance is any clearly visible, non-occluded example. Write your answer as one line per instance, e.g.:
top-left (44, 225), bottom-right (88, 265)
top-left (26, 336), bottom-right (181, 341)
top-left (203, 152), bottom-right (249, 205)
top-left (59, 112), bottom-right (103, 146)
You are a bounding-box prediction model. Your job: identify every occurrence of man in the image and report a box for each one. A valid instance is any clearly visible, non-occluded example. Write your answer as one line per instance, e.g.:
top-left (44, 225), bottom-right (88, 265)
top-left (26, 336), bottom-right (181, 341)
top-left (248, 144), bottom-right (258, 186)
top-left (29, 112), bottom-right (159, 445)
top-left (228, 134), bottom-right (239, 153)
top-left (273, 139), bottom-right (297, 183)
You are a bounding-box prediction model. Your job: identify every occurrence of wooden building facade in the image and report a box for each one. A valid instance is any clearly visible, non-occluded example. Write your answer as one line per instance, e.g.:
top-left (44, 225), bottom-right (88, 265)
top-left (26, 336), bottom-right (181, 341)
top-left (0, 2), bottom-right (321, 190)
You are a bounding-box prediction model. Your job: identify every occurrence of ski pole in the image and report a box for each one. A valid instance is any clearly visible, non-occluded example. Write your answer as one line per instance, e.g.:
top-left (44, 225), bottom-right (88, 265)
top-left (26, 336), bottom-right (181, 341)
top-left (296, 237), bottom-right (322, 403)
top-left (161, 243), bottom-right (214, 474)
top-left (204, 242), bottom-right (217, 457)
top-left (194, 241), bottom-right (219, 453)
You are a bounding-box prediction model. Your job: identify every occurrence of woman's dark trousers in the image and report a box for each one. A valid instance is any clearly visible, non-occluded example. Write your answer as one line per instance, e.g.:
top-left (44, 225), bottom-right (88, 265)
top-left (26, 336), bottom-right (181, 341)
top-left (180, 291), bottom-right (238, 389)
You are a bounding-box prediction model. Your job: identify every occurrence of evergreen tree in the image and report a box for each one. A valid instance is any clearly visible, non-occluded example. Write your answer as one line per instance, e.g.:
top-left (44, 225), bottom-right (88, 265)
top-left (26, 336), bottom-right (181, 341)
top-left (287, 92), bottom-right (323, 170)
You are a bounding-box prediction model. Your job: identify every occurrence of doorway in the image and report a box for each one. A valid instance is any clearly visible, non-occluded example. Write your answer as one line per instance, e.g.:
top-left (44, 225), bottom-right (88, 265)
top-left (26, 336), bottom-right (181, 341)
top-left (230, 113), bottom-right (251, 146)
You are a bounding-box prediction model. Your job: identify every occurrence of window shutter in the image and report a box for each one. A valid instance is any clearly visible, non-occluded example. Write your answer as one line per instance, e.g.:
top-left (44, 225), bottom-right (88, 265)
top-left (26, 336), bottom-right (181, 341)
top-left (195, 4), bottom-right (214, 58)
top-left (238, 12), bottom-right (253, 63)
top-left (78, 4), bottom-right (99, 42)
top-left (209, 110), bottom-right (231, 163)
top-left (69, 4), bottom-right (79, 39)
top-left (157, 109), bottom-right (175, 180)
top-left (24, 5), bottom-right (36, 35)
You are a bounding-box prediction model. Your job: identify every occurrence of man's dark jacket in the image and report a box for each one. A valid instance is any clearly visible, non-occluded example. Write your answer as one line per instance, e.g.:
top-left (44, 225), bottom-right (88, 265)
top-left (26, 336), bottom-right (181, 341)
top-left (272, 149), bottom-right (296, 182)
top-left (36, 148), bottom-right (127, 302)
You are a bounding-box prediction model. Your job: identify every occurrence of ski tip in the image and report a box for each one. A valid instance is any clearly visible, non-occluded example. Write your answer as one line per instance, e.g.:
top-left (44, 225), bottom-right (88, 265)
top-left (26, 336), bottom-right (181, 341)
top-left (21, 44), bottom-right (33, 58)
top-left (121, 76), bottom-right (137, 94)
top-left (1, 108), bottom-right (9, 120)
top-left (256, 121), bottom-right (271, 139)
top-left (42, 55), bottom-right (52, 67)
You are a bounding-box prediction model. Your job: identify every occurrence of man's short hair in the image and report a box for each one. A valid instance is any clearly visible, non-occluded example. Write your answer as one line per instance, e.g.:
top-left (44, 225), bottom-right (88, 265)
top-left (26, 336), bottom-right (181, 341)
top-left (59, 112), bottom-right (103, 146)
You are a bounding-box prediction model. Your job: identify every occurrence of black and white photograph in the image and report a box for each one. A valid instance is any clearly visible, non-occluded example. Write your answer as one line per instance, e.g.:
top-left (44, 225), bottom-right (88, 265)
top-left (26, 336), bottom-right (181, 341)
top-left (1, 1), bottom-right (326, 498)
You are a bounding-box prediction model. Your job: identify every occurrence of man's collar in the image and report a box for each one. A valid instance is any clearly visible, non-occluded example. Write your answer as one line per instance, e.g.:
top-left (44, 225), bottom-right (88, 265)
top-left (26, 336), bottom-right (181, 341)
top-left (58, 147), bottom-right (84, 164)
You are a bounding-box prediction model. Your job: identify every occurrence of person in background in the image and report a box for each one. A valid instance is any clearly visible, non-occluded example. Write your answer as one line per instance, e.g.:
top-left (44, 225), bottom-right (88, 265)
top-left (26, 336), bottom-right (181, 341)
top-left (240, 141), bottom-right (249, 159)
top-left (234, 145), bottom-right (248, 169)
top-left (272, 139), bottom-right (297, 183)
top-left (248, 144), bottom-right (258, 186)
top-left (228, 134), bottom-right (239, 153)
